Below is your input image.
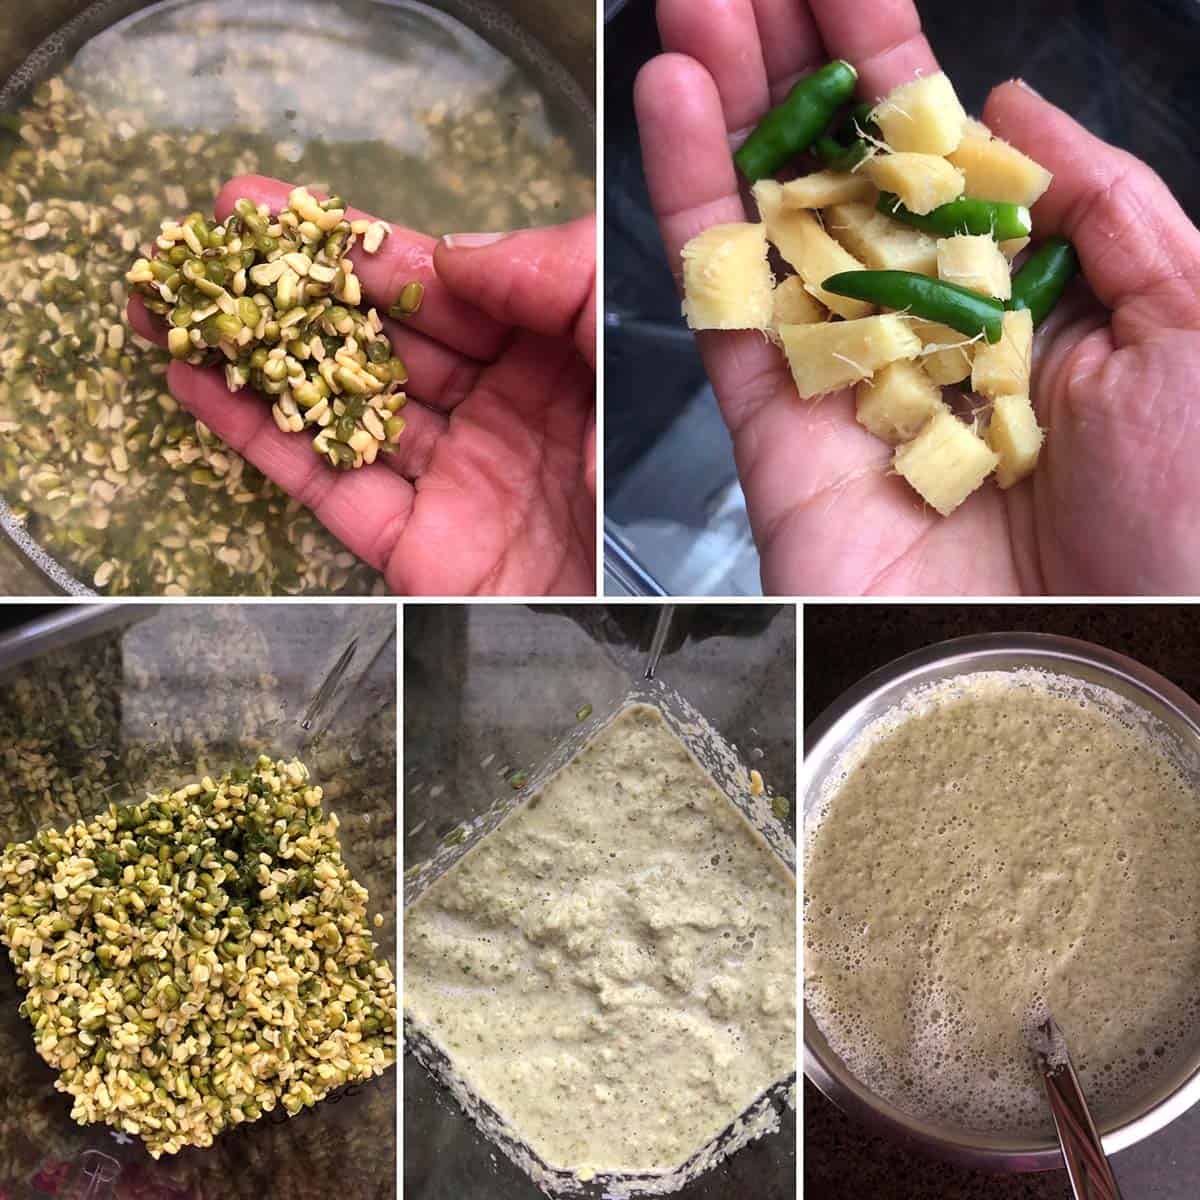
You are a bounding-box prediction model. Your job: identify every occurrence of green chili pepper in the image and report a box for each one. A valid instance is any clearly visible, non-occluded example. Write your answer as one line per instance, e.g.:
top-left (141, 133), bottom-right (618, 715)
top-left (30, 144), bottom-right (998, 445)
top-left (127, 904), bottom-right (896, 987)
top-left (734, 60), bottom-right (858, 182)
top-left (877, 193), bottom-right (1032, 241)
top-left (822, 270), bottom-right (1007, 343)
top-left (1007, 236), bottom-right (1079, 326)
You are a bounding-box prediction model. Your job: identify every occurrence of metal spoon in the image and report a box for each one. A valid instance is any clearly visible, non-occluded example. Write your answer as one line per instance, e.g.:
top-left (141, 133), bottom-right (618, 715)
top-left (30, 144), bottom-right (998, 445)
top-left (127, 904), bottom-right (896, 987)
top-left (1033, 1015), bottom-right (1125, 1200)
top-left (643, 603), bottom-right (676, 679)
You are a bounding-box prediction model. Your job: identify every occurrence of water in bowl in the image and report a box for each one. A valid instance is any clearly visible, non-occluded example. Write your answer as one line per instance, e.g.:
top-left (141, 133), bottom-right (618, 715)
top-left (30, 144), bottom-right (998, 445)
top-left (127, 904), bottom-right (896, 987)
top-left (0, 0), bottom-right (594, 595)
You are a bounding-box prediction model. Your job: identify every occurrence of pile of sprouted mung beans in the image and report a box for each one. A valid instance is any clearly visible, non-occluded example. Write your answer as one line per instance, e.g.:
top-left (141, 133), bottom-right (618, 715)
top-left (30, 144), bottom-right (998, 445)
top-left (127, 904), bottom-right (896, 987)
top-left (0, 756), bottom-right (397, 1157)
top-left (0, 609), bottom-right (398, 1190)
top-left (127, 188), bottom-right (414, 472)
top-left (0, 46), bottom-right (592, 595)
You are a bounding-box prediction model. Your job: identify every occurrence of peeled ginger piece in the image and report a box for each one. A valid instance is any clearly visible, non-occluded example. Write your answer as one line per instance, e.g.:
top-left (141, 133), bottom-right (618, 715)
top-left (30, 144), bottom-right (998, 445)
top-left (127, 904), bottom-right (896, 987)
top-left (936, 234), bottom-right (1012, 300)
top-left (780, 315), bottom-right (922, 399)
top-left (778, 170), bottom-right (876, 209)
top-left (824, 201), bottom-right (938, 276)
top-left (947, 117), bottom-right (1053, 208)
top-left (772, 276), bottom-right (826, 328)
top-left (971, 309), bottom-right (1033, 399)
top-left (999, 236), bottom-right (1030, 261)
top-left (754, 184), bottom-right (872, 320)
top-left (987, 393), bottom-right (1044, 488)
top-left (855, 361), bottom-right (947, 444)
top-left (871, 72), bottom-right (967, 156)
top-left (894, 409), bottom-right (998, 516)
top-left (867, 153), bottom-right (964, 215)
top-left (681, 223), bottom-right (774, 330)
top-left (911, 318), bottom-right (974, 385)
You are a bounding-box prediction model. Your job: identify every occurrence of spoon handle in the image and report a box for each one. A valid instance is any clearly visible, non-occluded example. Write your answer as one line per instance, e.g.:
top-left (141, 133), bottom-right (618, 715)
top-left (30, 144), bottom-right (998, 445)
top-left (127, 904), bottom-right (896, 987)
top-left (1037, 1020), bottom-right (1125, 1200)
top-left (643, 604), bottom-right (676, 679)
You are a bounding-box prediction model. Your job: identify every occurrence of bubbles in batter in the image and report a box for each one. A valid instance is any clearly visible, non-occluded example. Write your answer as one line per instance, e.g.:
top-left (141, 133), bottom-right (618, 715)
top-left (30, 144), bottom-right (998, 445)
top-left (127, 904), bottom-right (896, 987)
top-left (805, 670), bottom-right (1200, 1134)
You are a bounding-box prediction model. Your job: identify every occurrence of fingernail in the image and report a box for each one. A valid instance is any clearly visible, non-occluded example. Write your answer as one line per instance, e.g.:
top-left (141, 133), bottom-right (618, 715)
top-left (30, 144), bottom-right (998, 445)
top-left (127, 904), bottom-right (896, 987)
top-left (1014, 77), bottom-right (1043, 98)
top-left (442, 232), bottom-right (506, 249)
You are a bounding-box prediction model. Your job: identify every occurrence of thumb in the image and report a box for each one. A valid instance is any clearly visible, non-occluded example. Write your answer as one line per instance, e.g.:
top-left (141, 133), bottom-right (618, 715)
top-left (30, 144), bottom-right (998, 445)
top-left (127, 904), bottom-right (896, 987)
top-left (983, 80), bottom-right (1200, 329)
top-left (433, 215), bottom-right (596, 368)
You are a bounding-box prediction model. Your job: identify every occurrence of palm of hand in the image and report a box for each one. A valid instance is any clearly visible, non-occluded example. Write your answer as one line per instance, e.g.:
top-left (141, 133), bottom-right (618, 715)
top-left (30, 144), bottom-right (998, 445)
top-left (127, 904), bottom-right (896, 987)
top-left (756, 308), bottom-right (1200, 597)
top-left (1033, 317), bottom-right (1200, 596)
top-left (386, 330), bottom-right (594, 595)
top-left (131, 178), bottom-right (596, 597)
top-left (637, 0), bottom-right (1200, 596)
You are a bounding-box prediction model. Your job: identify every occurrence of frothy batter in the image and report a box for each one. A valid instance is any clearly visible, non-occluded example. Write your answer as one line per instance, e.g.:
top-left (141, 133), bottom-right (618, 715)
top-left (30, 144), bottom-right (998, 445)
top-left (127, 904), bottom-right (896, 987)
top-left (406, 704), bottom-right (795, 1175)
top-left (805, 670), bottom-right (1200, 1134)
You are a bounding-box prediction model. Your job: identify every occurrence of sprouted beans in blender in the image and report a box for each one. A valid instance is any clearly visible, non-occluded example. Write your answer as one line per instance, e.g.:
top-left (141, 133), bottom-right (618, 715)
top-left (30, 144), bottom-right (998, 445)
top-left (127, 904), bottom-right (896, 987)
top-left (0, 608), bottom-right (397, 1192)
top-left (0, 0), bottom-right (594, 594)
top-left (0, 756), bottom-right (397, 1157)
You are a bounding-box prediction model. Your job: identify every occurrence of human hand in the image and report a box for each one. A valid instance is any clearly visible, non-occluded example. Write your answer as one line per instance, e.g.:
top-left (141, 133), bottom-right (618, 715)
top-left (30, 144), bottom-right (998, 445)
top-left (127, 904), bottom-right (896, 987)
top-left (635, 0), bottom-right (1200, 595)
top-left (128, 176), bottom-right (595, 596)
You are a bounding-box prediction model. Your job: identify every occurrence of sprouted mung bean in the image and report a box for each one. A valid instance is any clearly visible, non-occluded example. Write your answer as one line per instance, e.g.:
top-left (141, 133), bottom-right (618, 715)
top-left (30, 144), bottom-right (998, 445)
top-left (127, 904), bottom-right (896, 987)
top-left (0, 608), bottom-right (397, 1192)
top-left (127, 188), bottom-right (413, 471)
top-left (0, 2), bottom-right (592, 594)
top-left (386, 280), bottom-right (424, 320)
top-left (0, 756), bottom-right (397, 1157)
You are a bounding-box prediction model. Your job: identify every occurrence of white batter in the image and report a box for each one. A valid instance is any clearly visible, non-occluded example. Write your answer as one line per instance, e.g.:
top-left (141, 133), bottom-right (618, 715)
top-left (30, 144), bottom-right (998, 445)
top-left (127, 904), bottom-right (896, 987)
top-left (805, 670), bottom-right (1200, 1133)
top-left (405, 704), bottom-right (796, 1174)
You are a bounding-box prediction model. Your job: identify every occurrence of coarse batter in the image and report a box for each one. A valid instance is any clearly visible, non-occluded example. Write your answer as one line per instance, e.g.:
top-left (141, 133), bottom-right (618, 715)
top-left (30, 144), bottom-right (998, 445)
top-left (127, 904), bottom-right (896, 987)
top-left (405, 704), bottom-right (795, 1174)
top-left (805, 670), bottom-right (1200, 1133)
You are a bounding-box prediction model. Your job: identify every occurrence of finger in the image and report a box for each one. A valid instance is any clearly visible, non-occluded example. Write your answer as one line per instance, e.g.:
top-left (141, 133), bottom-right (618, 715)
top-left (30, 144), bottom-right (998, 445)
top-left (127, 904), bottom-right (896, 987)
top-left (983, 81), bottom-right (1200, 327)
top-left (214, 175), bottom-right (509, 361)
top-left (166, 360), bottom-right (413, 573)
top-left (748, 0), bottom-right (825, 101)
top-left (127, 295), bottom-right (165, 346)
top-left (584, 416), bottom-right (596, 501)
top-left (378, 401), bottom-right (447, 482)
top-left (807, 0), bottom-right (939, 99)
top-left (637, 55), bottom-right (793, 427)
top-left (380, 321), bottom-right (485, 412)
top-left (635, 54), bottom-right (747, 269)
top-left (657, 0), bottom-right (770, 135)
top-left (432, 215), bottom-right (596, 368)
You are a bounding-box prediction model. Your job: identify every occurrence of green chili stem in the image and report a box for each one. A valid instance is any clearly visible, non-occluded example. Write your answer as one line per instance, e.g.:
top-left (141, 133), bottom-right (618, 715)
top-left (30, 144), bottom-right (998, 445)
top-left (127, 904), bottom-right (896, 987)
top-left (821, 269), bottom-right (1007, 343)
top-left (1007, 236), bottom-right (1079, 326)
top-left (734, 60), bottom-right (858, 182)
top-left (814, 134), bottom-right (871, 172)
top-left (877, 192), bottom-right (1032, 241)
top-left (813, 103), bottom-right (878, 172)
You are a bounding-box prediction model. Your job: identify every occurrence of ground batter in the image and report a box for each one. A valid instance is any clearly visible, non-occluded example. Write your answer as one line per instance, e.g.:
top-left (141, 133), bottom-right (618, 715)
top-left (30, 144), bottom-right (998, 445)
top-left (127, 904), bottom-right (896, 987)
top-left (405, 704), bottom-right (795, 1174)
top-left (805, 670), bottom-right (1200, 1133)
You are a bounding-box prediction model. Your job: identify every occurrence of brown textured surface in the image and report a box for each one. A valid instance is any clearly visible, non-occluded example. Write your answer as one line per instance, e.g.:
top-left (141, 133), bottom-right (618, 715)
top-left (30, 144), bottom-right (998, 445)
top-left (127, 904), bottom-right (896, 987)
top-left (803, 604), bottom-right (1200, 1199)
top-left (0, 543), bottom-right (55, 596)
top-left (0, 0), bottom-right (88, 81)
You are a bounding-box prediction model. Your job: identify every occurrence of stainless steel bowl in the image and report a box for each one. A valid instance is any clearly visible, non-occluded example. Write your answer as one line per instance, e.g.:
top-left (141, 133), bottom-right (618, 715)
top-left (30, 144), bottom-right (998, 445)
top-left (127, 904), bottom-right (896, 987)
top-left (801, 632), bottom-right (1200, 1173)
